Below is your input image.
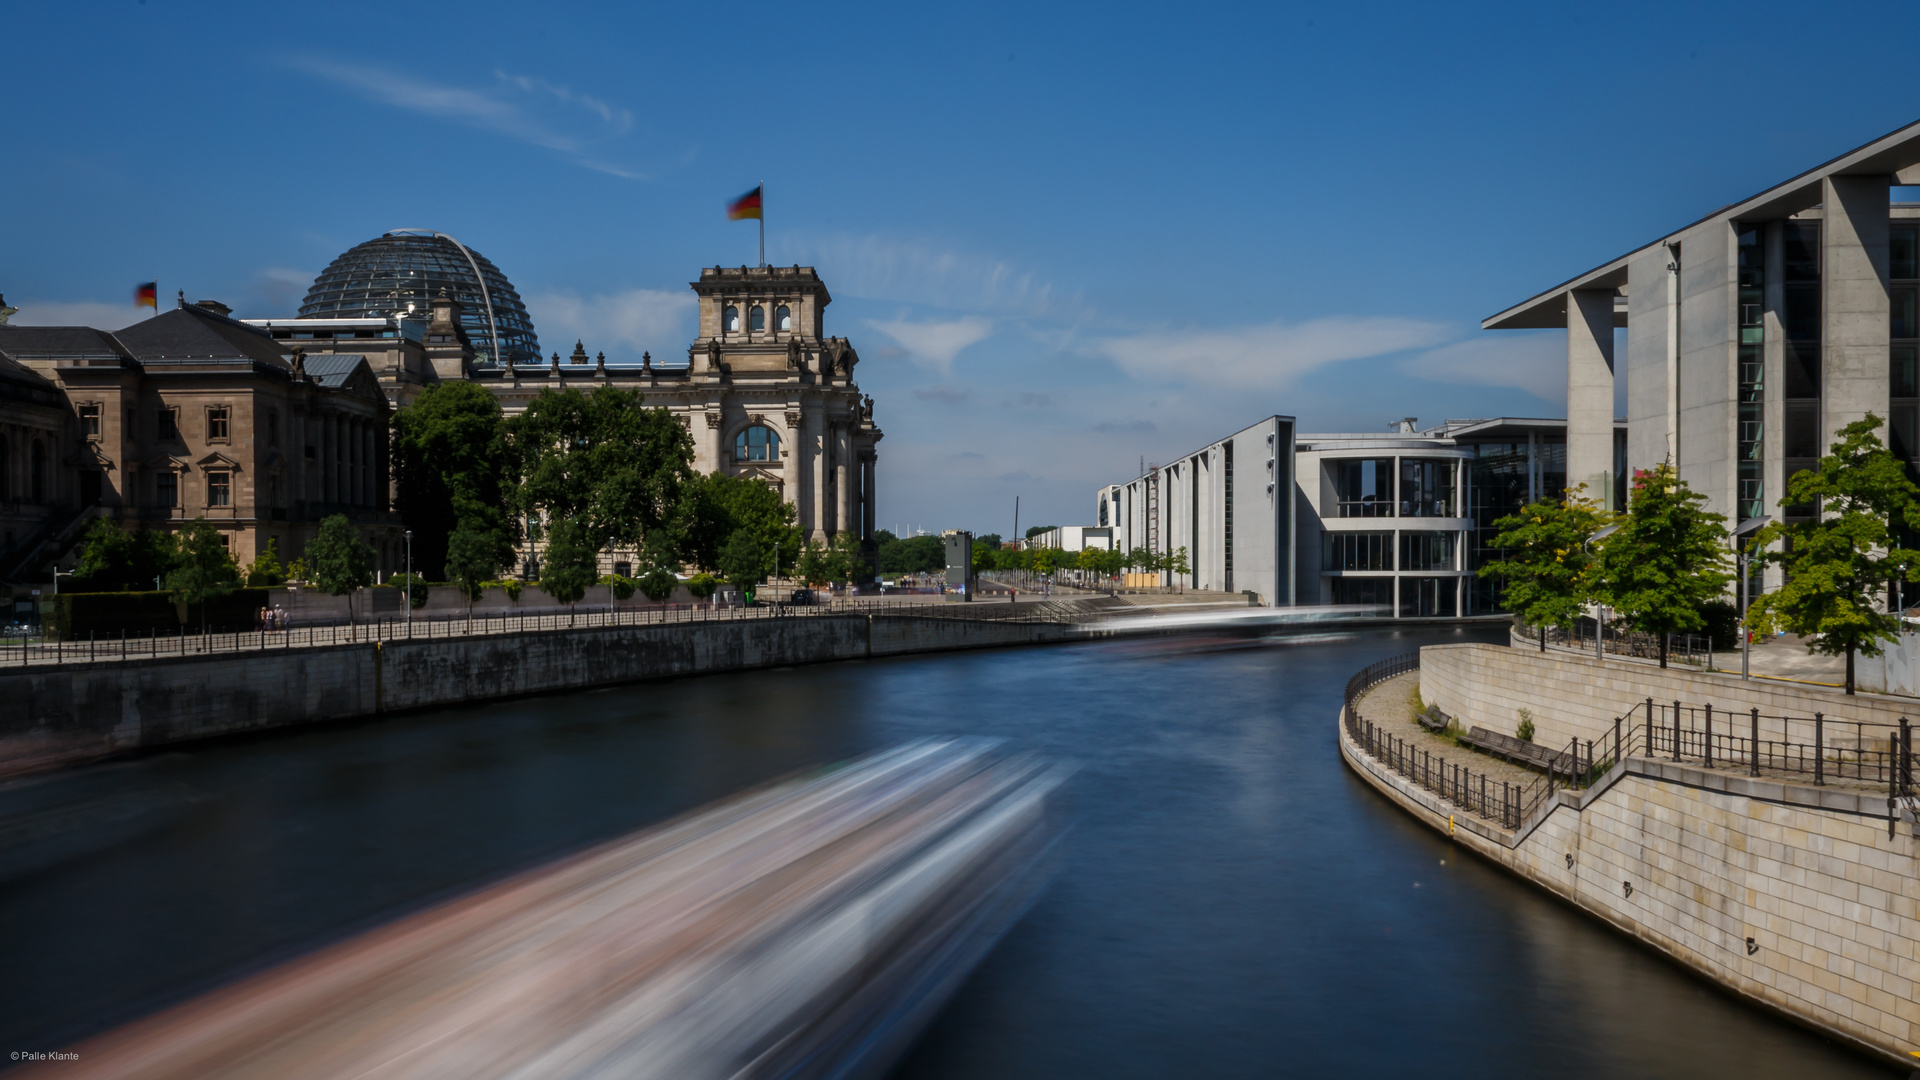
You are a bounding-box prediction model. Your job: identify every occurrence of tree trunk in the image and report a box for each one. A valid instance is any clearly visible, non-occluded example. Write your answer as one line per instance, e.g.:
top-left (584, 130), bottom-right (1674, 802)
top-left (1846, 644), bottom-right (1856, 695)
top-left (1659, 632), bottom-right (1669, 669)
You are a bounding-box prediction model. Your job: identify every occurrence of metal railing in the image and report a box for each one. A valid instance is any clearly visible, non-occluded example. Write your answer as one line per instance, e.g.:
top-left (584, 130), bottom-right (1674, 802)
top-left (1345, 655), bottom-right (1919, 836)
top-left (1345, 651), bottom-right (1600, 830)
top-left (1514, 618), bottom-right (1711, 667)
top-left (0, 595), bottom-right (1100, 668)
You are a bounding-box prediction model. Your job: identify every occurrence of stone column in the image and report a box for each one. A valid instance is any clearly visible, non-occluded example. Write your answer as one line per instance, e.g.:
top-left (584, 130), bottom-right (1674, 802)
top-left (862, 452), bottom-right (876, 541)
top-left (783, 409), bottom-right (802, 517)
top-left (1567, 288), bottom-right (1616, 507)
top-left (807, 406), bottom-right (828, 542)
top-left (835, 422), bottom-right (851, 540)
top-left (1822, 174), bottom-right (1891, 449)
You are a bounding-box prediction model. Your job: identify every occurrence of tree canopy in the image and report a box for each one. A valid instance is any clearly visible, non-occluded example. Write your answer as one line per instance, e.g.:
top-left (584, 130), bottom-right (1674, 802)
top-left (1589, 464), bottom-right (1730, 667)
top-left (72, 519), bottom-right (176, 592)
top-left (539, 516), bottom-right (598, 605)
top-left (164, 519), bottom-right (241, 632)
top-left (681, 471), bottom-right (801, 580)
top-left (509, 386), bottom-right (694, 553)
top-left (1747, 414), bottom-right (1920, 693)
top-left (307, 514), bottom-right (376, 616)
top-left (1475, 485), bottom-right (1612, 650)
top-left (716, 530), bottom-right (766, 594)
top-left (390, 380), bottom-right (512, 579)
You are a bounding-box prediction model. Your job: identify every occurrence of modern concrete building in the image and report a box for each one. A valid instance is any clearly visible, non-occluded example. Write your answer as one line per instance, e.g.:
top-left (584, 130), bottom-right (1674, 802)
top-left (1101, 416), bottom-right (1296, 605)
top-left (1488, 117), bottom-right (1920, 599)
top-left (1024, 525), bottom-right (1115, 552)
top-left (1101, 414), bottom-right (1620, 616)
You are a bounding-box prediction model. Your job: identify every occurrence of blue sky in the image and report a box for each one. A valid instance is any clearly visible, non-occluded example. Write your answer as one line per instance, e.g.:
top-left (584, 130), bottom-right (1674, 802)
top-left (6, 1), bottom-right (1919, 536)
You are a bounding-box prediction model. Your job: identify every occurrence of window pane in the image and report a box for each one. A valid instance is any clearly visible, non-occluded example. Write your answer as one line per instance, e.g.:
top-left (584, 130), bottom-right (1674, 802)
top-left (1784, 342), bottom-right (1820, 399)
top-left (749, 305), bottom-right (765, 331)
top-left (1893, 226), bottom-right (1918, 281)
top-left (724, 305), bottom-right (739, 332)
top-left (1892, 406), bottom-right (1918, 462)
top-left (1894, 289), bottom-right (1918, 340)
top-left (1784, 405), bottom-right (1820, 459)
top-left (1783, 284), bottom-right (1820, 342)
top-left (776, 305), bottom-right (792, 331)
top-left (1783, 223), bottom-right (1820, 282)
top-left (1894, 347), bottom-right (1917, 399)
top-left (1332, 459), bottom-right (1394, 517)
top-left (1399, 459), bottom-right (1456, 517)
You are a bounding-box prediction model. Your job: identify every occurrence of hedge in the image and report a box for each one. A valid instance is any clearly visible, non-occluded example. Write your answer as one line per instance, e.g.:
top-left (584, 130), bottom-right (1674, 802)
top-left (46, 589), bottom-right (273, 640)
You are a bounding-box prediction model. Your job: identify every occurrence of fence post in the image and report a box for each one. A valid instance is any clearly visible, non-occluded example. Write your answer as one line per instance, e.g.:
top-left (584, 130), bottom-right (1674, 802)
top-left (1892, 734), bottom-right (1901, 841)
top-left (1703, 704), bottom-right (1713, 768)
top-left (1750, 708), bottom-right (1761, 776)
top-left (1613, 716), bottom-right (1622, 768)
top-left (1814, 713), bottom-right (1825, 786)
top-left (1646, 698), bottom-right (1655, 756)
top-left (1673, 701), bottom-right (1682, 762)
top-left (1903, 717), bottom-right (1913, 799)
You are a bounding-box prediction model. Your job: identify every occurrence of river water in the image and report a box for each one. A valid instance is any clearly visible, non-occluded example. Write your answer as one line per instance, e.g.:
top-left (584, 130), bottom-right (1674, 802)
top-left (0, 627), bottom-right (1898, 1078)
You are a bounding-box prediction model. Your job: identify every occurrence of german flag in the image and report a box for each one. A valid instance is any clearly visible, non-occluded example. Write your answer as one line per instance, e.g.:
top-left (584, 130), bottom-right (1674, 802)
top-left (726, 185), bottom-right (763, 221)
top-left (135, 282), bottom-right (158, 309)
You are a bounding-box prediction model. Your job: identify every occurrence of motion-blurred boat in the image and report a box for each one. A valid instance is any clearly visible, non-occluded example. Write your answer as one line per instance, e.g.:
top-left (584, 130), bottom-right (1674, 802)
top-left (60, 739), bottom-right (1068, 1080)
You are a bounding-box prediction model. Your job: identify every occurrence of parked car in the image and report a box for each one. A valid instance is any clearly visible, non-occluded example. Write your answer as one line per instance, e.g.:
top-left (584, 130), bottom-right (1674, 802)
top-left (788, 589), bottom-right (815, 606)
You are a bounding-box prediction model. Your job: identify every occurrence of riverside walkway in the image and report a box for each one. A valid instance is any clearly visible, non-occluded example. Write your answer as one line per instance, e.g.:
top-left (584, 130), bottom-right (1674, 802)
top-left (0, 594), bottom-right (1116, 670)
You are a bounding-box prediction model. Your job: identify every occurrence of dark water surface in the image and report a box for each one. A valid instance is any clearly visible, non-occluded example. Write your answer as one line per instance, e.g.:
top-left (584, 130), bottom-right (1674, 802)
top-left (0, 627), bottom-right (1898, 1077)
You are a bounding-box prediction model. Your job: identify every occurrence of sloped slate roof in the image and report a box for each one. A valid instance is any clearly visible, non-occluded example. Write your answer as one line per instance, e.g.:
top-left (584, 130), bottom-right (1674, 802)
top-left (0, 349), bottom-right (65, 407)
top-left (0, 325), bottom-right (135, 363)
top-left (113, 306), bottom-right (288, 367)
top-left (301, 353), bottom-right (370, 388)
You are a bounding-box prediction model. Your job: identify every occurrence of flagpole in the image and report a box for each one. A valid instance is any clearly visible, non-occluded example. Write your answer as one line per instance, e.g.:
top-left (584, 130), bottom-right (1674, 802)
top-left (759, 181), bottom-right (765, 268)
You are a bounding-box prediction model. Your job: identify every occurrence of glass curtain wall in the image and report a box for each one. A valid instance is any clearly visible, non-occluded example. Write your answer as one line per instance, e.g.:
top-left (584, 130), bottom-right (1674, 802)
top-left (1737, 226), bottom-right (1766, 523)
top-left (1891, 224), bottom-right (1918, 614)
top-left (1782, 221), bottom-right (1821, 520)
top-left (1323, 532), bottom-right (1392, 571)
top-left (1399, 459), bottom-right (1457, 517)
top-left (1332, 459), bottom-right (1395, 517)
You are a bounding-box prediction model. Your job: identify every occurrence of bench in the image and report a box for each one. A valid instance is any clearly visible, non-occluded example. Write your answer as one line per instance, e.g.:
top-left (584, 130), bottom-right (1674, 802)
top-left (1415, 705), bottom-right (1453, 735)
top-left (1462, 726), bottom-right (1577, 775)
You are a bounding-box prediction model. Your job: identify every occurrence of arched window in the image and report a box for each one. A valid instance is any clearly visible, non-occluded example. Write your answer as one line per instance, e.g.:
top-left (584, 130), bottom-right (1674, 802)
top-left (749, 305), bottom-right (765, 332)
top-left (776, 304), bottom-right (792, 331)
top-left (734, 425), bottom-right (782, 463)
top-left (724, 305), bottom-right (740, 333)
top-left (30, 439), bottom-right (46, 503)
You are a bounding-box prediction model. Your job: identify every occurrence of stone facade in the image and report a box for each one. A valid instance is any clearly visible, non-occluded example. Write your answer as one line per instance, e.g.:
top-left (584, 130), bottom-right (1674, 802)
top-left (1344, 643), bottom-right (1920, 1065)
top-left (468, 266), bottom-right (880, 547)
top-left (0, 342), bottom-right (72, 576)
top-left (0, 302), bottom-right (400, 577)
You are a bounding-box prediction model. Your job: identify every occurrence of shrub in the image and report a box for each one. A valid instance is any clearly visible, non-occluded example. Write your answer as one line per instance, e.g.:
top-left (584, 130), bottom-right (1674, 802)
top-left (1516, 708), bottom-right (1536, 743)
top-left (687, 573), bottom-right (718, 601)
top-left (388, 572), bottom-right (430, 609)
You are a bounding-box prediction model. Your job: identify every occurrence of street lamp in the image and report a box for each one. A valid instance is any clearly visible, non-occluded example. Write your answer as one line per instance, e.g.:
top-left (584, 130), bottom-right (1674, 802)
top-left (404, 529), bottom-right (413, 637)
top-left (1584, 523), bottom-right (1623, 661)
top-left (609, 537), bottom-right (616, 621)
top-left (1732, 515), bottom-right (1771, 680)
top-left (772, 541), bottom-right (780, 615)
top-left (52, 570), bottom-right (74, 595)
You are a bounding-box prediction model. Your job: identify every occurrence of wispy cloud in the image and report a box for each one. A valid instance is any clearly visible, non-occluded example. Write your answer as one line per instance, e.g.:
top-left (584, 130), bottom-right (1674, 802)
top-left (866, 314), bottom-right (993, 375)
top-left (283, 57), bottom-right (644, 178)
top-left (524, 288), bottom-right (695, 360)
top-left (1096, 316), bottom-right (1451, 391)
top-left (1399, 332), bottom-right (1566, 402)
top-left (913, 385), bottom-right (971, 403)
top-left (794, 234), bottom-right (1075, 319)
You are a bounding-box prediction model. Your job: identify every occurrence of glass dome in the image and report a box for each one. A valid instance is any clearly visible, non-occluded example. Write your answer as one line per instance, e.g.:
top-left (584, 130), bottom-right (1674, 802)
top-left (298, 231), bottom-right (540, 365)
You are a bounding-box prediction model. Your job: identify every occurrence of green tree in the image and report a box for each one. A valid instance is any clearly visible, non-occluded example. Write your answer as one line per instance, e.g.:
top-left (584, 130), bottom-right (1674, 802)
top-left (1031, 547), bottom-right (1057, 577)
top-left (717, 529), bottom-right (767, 597)
top-left (444, 517), bottom-right (506, 612)
top-left (687, 572), bottom-right (719, 601)
top-left (245, 538), bottom-right (286, 588)
top-left (681, 471), bottom-right (801, 579)
top-left (390, 381), bottom-right (513, 579)
top-left (1477, 486), bottom-right (1613, 652)
top-left (72, 519), bottom-right (175, 592)
top-left (828, 529), bottom-right (862, 585)
top-left (636, 565), bottom-right (678, 602)
top-left (509, 386), bottom-right (694, 552)
top-left (1589, 464), bottom-right (1731, 668)
top-left (389, 572), bottom-right (429, 609)
top-left (1747, 414), bottom-right (1920, 694)
top-left (164, 519), bottom-right (241, 634)
top-left (1024, 524), bottom-right (1056, 540)
top-left (1164, 546), bottom-right (1191, 583)
top-left (796, 539), bottom-right (830, 585)
top-left (539, 516), bottom-right (598, 607)
top-left (307, 514), bottom-right (376, 623)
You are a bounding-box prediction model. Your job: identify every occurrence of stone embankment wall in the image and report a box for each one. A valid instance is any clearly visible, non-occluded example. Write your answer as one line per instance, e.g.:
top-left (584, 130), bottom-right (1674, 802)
top-left (0, 615), bottom-right (1079, 776)
top-left (1341, 647), bottom-right (1920, 1067)
top-left (1421, 643), bottom-right (1919, 751)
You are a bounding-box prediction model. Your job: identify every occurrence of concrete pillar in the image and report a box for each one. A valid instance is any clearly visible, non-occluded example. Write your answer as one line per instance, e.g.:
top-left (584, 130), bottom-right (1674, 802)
top-left (1567, 288), bottom-right (1617, 506)
top-left (782, 409), bottom-right (801, 518)
top-left (1822, 175), bottom-right (1891, 449)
